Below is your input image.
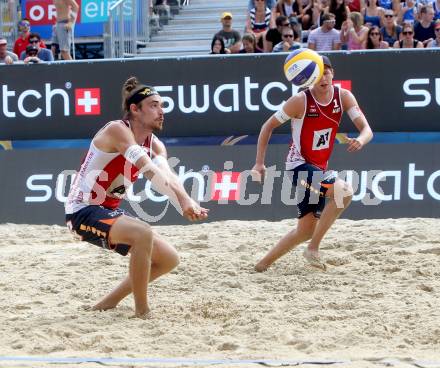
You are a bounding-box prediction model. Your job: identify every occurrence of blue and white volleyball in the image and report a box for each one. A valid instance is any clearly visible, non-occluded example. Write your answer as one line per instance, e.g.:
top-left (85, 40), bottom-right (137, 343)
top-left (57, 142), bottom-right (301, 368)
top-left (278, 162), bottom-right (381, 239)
top-left (283, 49), bottom-right (324, 88)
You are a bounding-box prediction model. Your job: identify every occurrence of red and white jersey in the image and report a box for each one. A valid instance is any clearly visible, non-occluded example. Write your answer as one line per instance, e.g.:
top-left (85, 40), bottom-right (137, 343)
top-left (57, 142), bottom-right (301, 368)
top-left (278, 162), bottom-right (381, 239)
top-left (65, 120), bottom-right (155, 214)
top-left (286, 86), bottom-right (343, 171)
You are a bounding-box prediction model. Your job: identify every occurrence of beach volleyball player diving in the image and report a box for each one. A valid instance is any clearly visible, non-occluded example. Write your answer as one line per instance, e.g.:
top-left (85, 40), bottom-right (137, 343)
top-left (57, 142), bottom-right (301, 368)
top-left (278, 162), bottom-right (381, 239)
top-left (65, 76), bottom-right (208, 318)
top-left (252, 51), bottom-right (373, 271)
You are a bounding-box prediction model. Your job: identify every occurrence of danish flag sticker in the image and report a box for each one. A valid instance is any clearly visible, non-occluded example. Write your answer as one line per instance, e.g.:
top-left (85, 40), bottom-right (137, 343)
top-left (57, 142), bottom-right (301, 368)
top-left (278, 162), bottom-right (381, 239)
top-left (75, 88), bottom-right (101, 115)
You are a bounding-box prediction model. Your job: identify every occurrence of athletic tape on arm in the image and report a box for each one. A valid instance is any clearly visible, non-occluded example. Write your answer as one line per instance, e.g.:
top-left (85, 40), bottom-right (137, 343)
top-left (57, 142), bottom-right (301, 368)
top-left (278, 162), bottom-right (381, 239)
top-left (274, 108), bottom-right (291, 124)
top-left (124, 145), bottom-right (148, 165)
top-left (347, 106), bottom-right (363, 121)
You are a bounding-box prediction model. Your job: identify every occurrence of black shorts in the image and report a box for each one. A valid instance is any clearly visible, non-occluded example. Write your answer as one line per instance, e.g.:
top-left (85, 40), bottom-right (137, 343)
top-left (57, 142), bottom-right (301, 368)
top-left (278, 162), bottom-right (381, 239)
top-left (66, 206), bottom-right (131, 256)
top-left (288, 163), bottom-right (336, 219)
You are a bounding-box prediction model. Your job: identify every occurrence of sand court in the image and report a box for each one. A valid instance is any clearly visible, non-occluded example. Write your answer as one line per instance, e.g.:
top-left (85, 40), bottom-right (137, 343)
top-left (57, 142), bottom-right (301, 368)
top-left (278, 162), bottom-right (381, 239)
top-left (0, 218), bottom-right (439, 367)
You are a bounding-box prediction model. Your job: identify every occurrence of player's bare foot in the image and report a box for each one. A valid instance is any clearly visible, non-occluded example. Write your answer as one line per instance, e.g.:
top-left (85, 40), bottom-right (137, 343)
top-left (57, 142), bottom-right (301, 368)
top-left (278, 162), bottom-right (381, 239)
top-left (133, 307), bottom-right (151, 319)
top-left (303, 248), bottom-right (327, 271)
top-left (92, 301), bottom-right (118, 311)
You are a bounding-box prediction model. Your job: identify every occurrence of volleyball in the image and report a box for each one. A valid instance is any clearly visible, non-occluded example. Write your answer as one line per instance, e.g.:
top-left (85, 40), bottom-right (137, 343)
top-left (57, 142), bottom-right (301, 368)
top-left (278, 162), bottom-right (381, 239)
top-left (283, 49), bottom-right (324, 88)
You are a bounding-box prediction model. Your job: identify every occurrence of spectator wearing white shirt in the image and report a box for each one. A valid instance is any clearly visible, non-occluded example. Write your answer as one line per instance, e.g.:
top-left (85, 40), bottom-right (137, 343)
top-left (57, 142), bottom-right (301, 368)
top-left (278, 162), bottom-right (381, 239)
top-left (0, 38), bottom-right (18, 65)
top-left (307, 12), bottom-right (342, 50)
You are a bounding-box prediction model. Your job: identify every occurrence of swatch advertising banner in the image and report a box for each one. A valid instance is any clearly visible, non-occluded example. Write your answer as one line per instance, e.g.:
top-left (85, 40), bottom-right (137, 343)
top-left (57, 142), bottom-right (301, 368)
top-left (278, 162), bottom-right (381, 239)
top-left (0, 50), bottom-right (439, 140)
top-left (0, 143), bottom-right (439, 225)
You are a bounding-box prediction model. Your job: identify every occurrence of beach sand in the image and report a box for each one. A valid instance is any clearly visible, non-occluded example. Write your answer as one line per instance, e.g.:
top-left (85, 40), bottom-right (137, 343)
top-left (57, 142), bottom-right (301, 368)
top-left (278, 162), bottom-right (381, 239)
top-left (0, 218), bottom-right (439, 367)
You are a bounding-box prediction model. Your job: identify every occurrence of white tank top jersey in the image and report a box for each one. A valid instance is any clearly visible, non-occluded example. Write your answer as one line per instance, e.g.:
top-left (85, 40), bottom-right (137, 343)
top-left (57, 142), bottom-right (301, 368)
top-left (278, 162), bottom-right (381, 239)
top-left (65, 120), bottom-right (155, 215)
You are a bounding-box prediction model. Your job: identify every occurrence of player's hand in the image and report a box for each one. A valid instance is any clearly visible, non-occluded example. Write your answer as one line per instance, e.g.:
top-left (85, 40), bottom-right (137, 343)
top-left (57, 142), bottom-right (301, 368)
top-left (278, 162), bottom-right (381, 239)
top-left (251, 163), bottom-right (266, 183)
top-left (347, 138), bottom-right (363, 152)
top-left (182, 198), bottom-right (209, 221)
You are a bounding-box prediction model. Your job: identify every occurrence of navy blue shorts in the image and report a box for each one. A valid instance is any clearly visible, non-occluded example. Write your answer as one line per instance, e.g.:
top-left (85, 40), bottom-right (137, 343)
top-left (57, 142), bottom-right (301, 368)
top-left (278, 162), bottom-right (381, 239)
top-left (288, 163), bottom-right (336, 219)
top-left (66, 206), bottom-right (131, 256)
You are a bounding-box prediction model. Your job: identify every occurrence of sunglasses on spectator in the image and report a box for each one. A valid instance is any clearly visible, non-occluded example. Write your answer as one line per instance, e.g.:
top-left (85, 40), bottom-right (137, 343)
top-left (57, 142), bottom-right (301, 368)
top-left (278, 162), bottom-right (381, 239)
top-left (402, 31), bottom-right (413, 35)
top-left (283, 34), bottom-right (294, 38)
top-left (29, 39), bottom-right (39, 43)
top-left (384, 14), bottom-right (394, 18)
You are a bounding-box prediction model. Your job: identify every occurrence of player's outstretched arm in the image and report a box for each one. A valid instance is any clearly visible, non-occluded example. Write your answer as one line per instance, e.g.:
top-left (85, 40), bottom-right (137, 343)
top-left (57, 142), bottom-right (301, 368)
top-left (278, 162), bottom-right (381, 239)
top-left (102, 122), bottom-right (208, 221)
top-left (151, 140), bottom-right (209, 221)
top-left (341, 89), bottom-right (373, 152)
top-left (253, 92), bottom-right (305, 181)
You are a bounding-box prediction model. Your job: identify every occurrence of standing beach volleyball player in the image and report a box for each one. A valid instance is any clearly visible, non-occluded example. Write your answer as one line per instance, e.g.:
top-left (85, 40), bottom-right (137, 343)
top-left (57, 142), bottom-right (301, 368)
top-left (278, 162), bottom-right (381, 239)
top-left (65, 77), bottom-right (208, 318)
top-left (252, 56), bottom-right (373, 271)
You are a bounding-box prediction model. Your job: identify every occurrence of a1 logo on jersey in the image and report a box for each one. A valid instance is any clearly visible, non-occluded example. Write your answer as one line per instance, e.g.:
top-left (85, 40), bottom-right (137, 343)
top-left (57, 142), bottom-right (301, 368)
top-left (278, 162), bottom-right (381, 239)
top-left (75, 88), bottom-right (101, 115)
top-left (312, 128), bottom-right (332, 151)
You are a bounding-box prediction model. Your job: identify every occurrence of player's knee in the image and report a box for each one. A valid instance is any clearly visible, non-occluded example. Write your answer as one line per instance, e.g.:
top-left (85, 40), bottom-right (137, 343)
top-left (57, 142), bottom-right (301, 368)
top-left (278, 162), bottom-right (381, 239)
top-left (131, 225), bottom-right (153, 252)
top-left (169, 251), bottom-right (180, 270)
top-left (332, 180), bottom-right (353, 208)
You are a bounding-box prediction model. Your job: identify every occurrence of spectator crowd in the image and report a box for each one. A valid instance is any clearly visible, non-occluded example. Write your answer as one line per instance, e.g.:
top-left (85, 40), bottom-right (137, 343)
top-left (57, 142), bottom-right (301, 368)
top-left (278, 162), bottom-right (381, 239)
top-left (1, 0), bottom-right (439, 65)
top-left (210, 0), bottom-right (440, 54)
top-left (0, 0), bottom-right (79, 65)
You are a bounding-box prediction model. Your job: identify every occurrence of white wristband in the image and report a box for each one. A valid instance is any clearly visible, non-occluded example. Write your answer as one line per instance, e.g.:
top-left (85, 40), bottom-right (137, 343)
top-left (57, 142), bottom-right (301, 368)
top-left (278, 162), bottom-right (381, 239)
top-left (274, 108), bottom-right (291, 124)
top-left (152, 155), bottom-right (168, 166)
top-left (124, 145), bottom-right (148, 165)
top-left (347, 106), bottom-right (363, 121)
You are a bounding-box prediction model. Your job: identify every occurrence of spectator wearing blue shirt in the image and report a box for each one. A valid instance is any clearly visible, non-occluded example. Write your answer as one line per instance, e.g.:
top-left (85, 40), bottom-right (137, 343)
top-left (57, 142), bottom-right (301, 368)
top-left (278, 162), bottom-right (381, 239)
top-left (414, 4), bottom-right (436, 45)
top-left (20, 33), bottom-right (54, 62)
top-left (398, 0), bottom-right (419, 24)
top-left (432, 0), bottom-right (440, 20)
top-left (381, 9), bottom-right (402, 46)
top-left (248, 0), bottom-right (276, 11)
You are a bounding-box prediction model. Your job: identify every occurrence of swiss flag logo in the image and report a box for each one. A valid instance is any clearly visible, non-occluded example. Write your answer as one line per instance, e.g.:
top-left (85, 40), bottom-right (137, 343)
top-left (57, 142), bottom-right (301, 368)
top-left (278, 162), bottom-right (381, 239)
top-left (75, 88), bottom-right (101, 115)
top-left (211, 172), bottom-right (240, 201)
top-left (333, 80), bottom-right (352, 91)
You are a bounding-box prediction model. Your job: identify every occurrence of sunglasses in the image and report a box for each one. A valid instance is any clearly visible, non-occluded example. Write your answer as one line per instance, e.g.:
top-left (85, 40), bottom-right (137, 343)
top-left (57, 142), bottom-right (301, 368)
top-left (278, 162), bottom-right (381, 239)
top-left (29, 39), bottom-right (39, 43)
top-left (283, 34), bottom-right (293, 38)
top-left (384, 14), bottom-right (394, 18)
top-left (402, 31), bottom-right (413, 35)
top-left (435, 28), bottom-right (440, 31)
